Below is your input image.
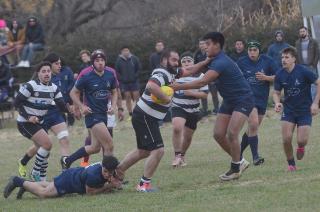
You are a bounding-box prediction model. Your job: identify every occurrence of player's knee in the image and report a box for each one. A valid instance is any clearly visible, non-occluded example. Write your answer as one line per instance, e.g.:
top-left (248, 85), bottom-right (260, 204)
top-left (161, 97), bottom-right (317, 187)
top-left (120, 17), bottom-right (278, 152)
top-left (172, 125), bottom-right (183, 135)
top-left (42, 142), bottom-right (52, 151)
top-left (57, 130), bottom-right (69, 140)
top-left (282, 135), bottom-right (293, 143)
top-left (226, 130), bottom-right (238, 142)
top-left (213, 131), bottom-right (223, 142)
top-left (248, 122), bottom-right (259, 134)
top-left (154, 147), bottom-right (164, 158)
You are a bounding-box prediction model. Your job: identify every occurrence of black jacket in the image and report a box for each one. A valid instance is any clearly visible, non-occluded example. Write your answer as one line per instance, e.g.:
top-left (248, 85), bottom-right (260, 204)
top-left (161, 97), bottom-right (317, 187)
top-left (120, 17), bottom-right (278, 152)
top-left (115, 55), bottom-right (141, 83)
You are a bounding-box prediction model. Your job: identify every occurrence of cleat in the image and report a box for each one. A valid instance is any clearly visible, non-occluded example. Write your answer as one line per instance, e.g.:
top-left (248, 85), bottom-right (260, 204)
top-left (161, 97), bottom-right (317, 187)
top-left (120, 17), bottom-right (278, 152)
top-left (136, 182), bottom-right (158, 192)
top-left (18, 160), bottom-right (27, 178)
top-left (30, 172), bottom-right (41, 182)
top-left (253, 157), bottom-right (265, 166)
top-left (180, 156), bottom-right (187, 167)
top-left (219, 169), bottom-right (240, 181)
top-left (287, 165), bottom-right (297, 172)
top-left (296, 147), bottom-right (305, 160)
top-left (16, 187), bottom-right (26, 199)
top-left (4, 177), bottom-right (18, 198)
top-left (240, 158), bottom-right (250, 173)
top-left (60, 156), bottom-right (70, 171)
top-left (171, 155), bottom-right (182, 167)
top-left (80, 161), bottom-right (89, 167)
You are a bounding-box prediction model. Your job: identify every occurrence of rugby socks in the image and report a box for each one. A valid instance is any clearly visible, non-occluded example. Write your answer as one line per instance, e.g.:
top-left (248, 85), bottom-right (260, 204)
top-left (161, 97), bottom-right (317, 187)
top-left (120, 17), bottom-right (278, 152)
top-left (66, 147), bottom-right (89, 166)
top-left (180, 152), bottom-right (185, 157)
top-left (248, 135), bottom-right (259, 160)
top-left (140, 176), bottom-right (151, 186)
top-left (83, 136), bottom-right (91, 163)
top-left (13, 176), bottom-right (25, 187)
top-left (240, 133), bottom-right (249, 157)
top-left (32, 147), bottom-right (49, 176)
top-left (175, 151), bottom-right (181, 156)
top-left (40, 159), bottom-right (48, 181)
top-left (231, 161), bottom-right (240, 173)
top-left (20, 153), bottom-right (32, 166)
top-left (287, 158), bottom-right (296, 166)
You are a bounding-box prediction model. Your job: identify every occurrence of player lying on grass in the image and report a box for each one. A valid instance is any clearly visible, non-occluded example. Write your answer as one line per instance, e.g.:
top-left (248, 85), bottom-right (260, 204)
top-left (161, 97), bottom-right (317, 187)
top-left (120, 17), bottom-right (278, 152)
top-left (4, 156), bottom-right (121, 199)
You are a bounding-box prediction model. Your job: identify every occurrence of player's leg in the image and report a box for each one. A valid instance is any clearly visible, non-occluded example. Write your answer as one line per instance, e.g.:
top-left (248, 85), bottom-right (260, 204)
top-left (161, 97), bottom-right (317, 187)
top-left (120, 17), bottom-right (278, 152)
top-left (171, 116), bottom-right (186, 167)
top-left (143, 147), bottom-right (164, 179)
top-left (124, 90), bottom-right (133, 116)
top-left (80, 130), bottom-right (91, 167)
top-left (23, 180), bottom-right (58, 198)
top-left (213, 113), bottom-right (232, 156)
top-left (18, 145), bottom-right (38, 177)
top-left (296, 124), bottom-right (311, 160)
top-left (90, 122), bottom-right (113, 156)
top-left (281, 121), bottom-right (296, 171)
top-left (180, 126), bottom-right (195, 166)
top-left (51, 122), bottom-right (70, 157)
top-left (246, 108), bottom-right (262, 165)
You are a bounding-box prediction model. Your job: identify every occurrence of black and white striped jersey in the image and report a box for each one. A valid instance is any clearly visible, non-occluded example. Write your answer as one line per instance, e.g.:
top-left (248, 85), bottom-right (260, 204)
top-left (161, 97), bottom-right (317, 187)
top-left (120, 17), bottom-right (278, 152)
top-left (172, 74), bottom-right (208, 113)
top-left (15, 80), bottom-right (64, 122)
top-left (137, 67), bottom-right (181, 120)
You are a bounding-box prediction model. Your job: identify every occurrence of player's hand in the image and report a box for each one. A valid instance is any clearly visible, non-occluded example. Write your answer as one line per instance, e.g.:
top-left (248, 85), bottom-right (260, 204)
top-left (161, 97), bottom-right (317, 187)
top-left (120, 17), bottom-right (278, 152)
top-left (310, 103), bottom-right (319, 116)
top-left (117, 110), bottom-right (124, 121)
top-left (274, 102), bottom-right (283, 113)
top-left (81, 105), bottom-right (92, 115)
top-left (256, 72), bottom-right (266, 81)
top-left (28, 116), bottom-right (39, 124)
top-left (169, 82), bottom-right (181, 91)
top-left (107, 107), bottom-right (115, 115)
top-left (73, 106), bottom-right (82, 120)
top-left (161, 95), bottom-right (171, 104)
top-left (66, 104), bottom-right (74, 114)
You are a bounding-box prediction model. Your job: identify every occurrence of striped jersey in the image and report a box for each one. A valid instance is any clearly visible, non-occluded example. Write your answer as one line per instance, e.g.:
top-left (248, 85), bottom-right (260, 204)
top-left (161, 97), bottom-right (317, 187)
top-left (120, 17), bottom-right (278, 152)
top-left (16, 80), bottom-right (63, 122)
top-left (137, 67), bottom-right (182, 120)
top-left (172, 74), bottom-right (208, 113)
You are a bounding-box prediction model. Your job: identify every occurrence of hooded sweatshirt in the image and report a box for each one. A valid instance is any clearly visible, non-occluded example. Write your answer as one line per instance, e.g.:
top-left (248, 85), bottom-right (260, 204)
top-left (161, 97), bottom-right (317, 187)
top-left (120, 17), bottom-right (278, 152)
top-left (267, 30), bottom-right (290, 68)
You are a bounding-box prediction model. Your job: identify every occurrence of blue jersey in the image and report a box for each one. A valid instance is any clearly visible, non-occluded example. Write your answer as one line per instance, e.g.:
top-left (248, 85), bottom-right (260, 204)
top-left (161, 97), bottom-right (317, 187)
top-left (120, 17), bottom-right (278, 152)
top-left (274, 64), bottom-right (317, 114)
top-left (207, 51), bottom-right (253, 104)
top-left (75, 70), bottom-right (116, 114)
top-left (58, 66), bottom-right (74, 104)
top-left (53, 163), bottom-right (107, 195)
top-left (237, 54), bottom-right (278, 108)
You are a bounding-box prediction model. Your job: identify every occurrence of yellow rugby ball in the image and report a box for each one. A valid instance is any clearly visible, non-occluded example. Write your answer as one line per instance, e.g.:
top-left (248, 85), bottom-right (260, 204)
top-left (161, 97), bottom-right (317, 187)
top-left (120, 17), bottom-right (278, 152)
top-left (151, 86), bottom-right (174, 104)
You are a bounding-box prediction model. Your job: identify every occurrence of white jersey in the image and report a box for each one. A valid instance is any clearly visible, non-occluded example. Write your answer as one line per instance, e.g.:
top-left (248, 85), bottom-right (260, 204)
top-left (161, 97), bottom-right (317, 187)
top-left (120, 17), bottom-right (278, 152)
top-left (172, 73), bottom-right (208, 113)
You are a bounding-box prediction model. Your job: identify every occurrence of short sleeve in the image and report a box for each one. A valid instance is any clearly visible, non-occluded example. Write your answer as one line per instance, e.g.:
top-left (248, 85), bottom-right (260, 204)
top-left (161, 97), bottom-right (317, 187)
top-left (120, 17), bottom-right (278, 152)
top-left (303, 68), bottom-right (317, 84)
top-left (273, 72), bottom-right (282, 91)
top-left (149, 72), bottom-right (167, 86)
top-left (18, 83), bottom-right (33, 98)
top-left (208, 60), bottom-right (224, 74)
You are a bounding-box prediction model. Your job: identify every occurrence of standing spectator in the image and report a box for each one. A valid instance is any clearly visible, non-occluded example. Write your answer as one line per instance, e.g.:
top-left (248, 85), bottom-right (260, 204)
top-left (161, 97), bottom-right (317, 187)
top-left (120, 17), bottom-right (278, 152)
top-left (295, 26), bottom-right (320, 99)
top-left (115, 46), bottom-right (141, 119)
top-left (149, 40), bottom-right (164, 71)
top-left (7, 19), bottom-right (25, 65)
top-left (267, 30), bottom-right (290, 68)
top-left (229, 39), bottom-right (247, 62)
top-left (78, 49), bottom-right (91, 71)
top-left (17, 17), bottom-right (45, 68)
top-left (0, 57), bottom-right (11, 103)
top-left (194, 38), bottom-right (219, 116)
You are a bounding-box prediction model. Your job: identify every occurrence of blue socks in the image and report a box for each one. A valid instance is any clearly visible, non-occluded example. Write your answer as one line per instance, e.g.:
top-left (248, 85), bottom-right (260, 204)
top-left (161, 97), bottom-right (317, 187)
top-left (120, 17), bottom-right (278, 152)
top-left (240, 133), bottom-right (249, 157)
top-left (249, 135), bottom-right (259, 160)
top-left (66, 147), bottom-right (89, 166)
top-left (13, 176), bottom-right (25, 187)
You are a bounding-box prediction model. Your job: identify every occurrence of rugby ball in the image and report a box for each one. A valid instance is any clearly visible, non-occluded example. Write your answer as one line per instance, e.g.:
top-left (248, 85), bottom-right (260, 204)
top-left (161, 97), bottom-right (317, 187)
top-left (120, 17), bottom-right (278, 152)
top-left (151, 86), bottom-right (174, 104)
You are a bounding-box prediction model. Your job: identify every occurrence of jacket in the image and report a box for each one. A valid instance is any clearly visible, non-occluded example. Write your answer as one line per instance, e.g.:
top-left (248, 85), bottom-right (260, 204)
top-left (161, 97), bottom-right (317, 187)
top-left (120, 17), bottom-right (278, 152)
top-left (295, 37), bottom-right (319, 69)
top-left (115, 54), bottom-right (141, 83)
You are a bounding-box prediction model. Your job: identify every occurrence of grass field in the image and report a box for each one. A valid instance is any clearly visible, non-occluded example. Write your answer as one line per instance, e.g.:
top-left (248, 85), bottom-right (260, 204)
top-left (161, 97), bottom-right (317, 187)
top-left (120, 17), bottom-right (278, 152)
top-left (1, 109), bottom-right (320, 212)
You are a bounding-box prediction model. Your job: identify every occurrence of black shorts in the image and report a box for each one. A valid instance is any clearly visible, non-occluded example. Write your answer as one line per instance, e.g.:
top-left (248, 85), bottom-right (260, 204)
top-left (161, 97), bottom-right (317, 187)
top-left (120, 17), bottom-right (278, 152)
top-left (17, 122), bottom-right (43, 139)
top-left (171, 107), bottom-right (200, 130)
top-left (219, 96), bottom-right (254, 117)
top-left (132, 107), bottom-right (164, 151)
top-left (84, 113), bottom-right (108, 129)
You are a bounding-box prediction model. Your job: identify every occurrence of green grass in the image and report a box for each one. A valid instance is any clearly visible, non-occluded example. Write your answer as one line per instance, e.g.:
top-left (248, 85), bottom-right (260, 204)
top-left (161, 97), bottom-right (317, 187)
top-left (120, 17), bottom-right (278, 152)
top-left (1, 110), bottom-right (320, 212)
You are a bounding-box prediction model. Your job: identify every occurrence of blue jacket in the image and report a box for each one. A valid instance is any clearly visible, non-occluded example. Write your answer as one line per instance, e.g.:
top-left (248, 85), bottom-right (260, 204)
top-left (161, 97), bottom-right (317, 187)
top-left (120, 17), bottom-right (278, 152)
top-left (267, 42), bottom-right (290, 68)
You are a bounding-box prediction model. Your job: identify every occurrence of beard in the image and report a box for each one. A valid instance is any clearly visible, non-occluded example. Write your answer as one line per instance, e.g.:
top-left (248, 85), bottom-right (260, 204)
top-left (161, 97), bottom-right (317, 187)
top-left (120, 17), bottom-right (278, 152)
top-left (300, 34), bottom-right (307, 39)
top-left (166, 62), bottom-right (177, 74)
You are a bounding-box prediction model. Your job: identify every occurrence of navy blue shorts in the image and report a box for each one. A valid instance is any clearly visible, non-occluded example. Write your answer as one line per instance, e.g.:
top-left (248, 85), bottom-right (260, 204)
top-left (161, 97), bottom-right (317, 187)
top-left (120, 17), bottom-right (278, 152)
top-left (171, 107), bottom-right (200, 130)
top-left (42, 112), bottom-right (65, 131)
top-left (281, 112), bottom-right (312, 126)
top-left (219, 96), bottom-right (254, 117)
top-left (120, 81), bottom-right (139, 92)
top-left (85, 113), bottom-right (108, 128)
top-left (255, 105), bottom-right (267, 116)
top-left (54, 167), bottom-right (85, 196)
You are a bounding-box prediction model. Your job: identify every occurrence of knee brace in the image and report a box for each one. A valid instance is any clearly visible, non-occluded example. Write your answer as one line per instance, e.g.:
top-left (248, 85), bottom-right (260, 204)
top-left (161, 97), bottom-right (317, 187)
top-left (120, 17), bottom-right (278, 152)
top-left (57, 130), bottom-right (69, 140)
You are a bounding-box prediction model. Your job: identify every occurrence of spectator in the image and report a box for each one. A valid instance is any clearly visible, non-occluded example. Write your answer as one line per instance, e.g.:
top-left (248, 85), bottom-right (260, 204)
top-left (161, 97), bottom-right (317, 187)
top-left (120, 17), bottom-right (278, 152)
top-left (17, 16), bottom-right (45, 68)
top-left (194, 38), bottom-right (219, 116)
top-left (149, 40), bottom-right (164, 71)
top-left (7, 19), bottom-right (26, 65)
top-left (229, 39), bottom-right (247, 62)
top-left (115, 46), bottom-right (141, 118)
top-left (75, 49), bottom-right (91, 79)
top-left (0, 57), bottom-right (12, 103)
top-left (0, 19), bottom-right (10, 59)
top-left (267, 30), bottom-right (290, 68)
top-left (295, 26), bottom-right (320, 99)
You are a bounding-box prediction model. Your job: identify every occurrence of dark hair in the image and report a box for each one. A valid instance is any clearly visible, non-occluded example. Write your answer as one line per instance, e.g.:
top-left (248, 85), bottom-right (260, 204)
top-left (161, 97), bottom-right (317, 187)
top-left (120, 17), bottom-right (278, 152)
top-left (43, 52), bottom-right (60, 63)
top-left (160, 49), bottom-right (177, 62)
top-left (120, 46), bottom-right (130, 51)
top-left (281, 47), bottom-right (298, 59)
top-left (102, 155), bottom-right (119, 171)
top-left (234, 39), bottom-right (245, 45)
top-left (299, 26), bottom-right (308, 31)
top-left (31, 61), bottom-right (51, 80)
top-left (9, 19), bottom-right (23, 31)
top-left (202, 32), bottom-right (225, 49)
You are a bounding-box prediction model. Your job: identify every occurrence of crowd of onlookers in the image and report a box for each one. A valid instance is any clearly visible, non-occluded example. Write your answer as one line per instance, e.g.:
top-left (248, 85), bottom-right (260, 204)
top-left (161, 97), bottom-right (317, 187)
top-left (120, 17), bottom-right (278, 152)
top-left (0, 16), bottom-right (319, 121)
